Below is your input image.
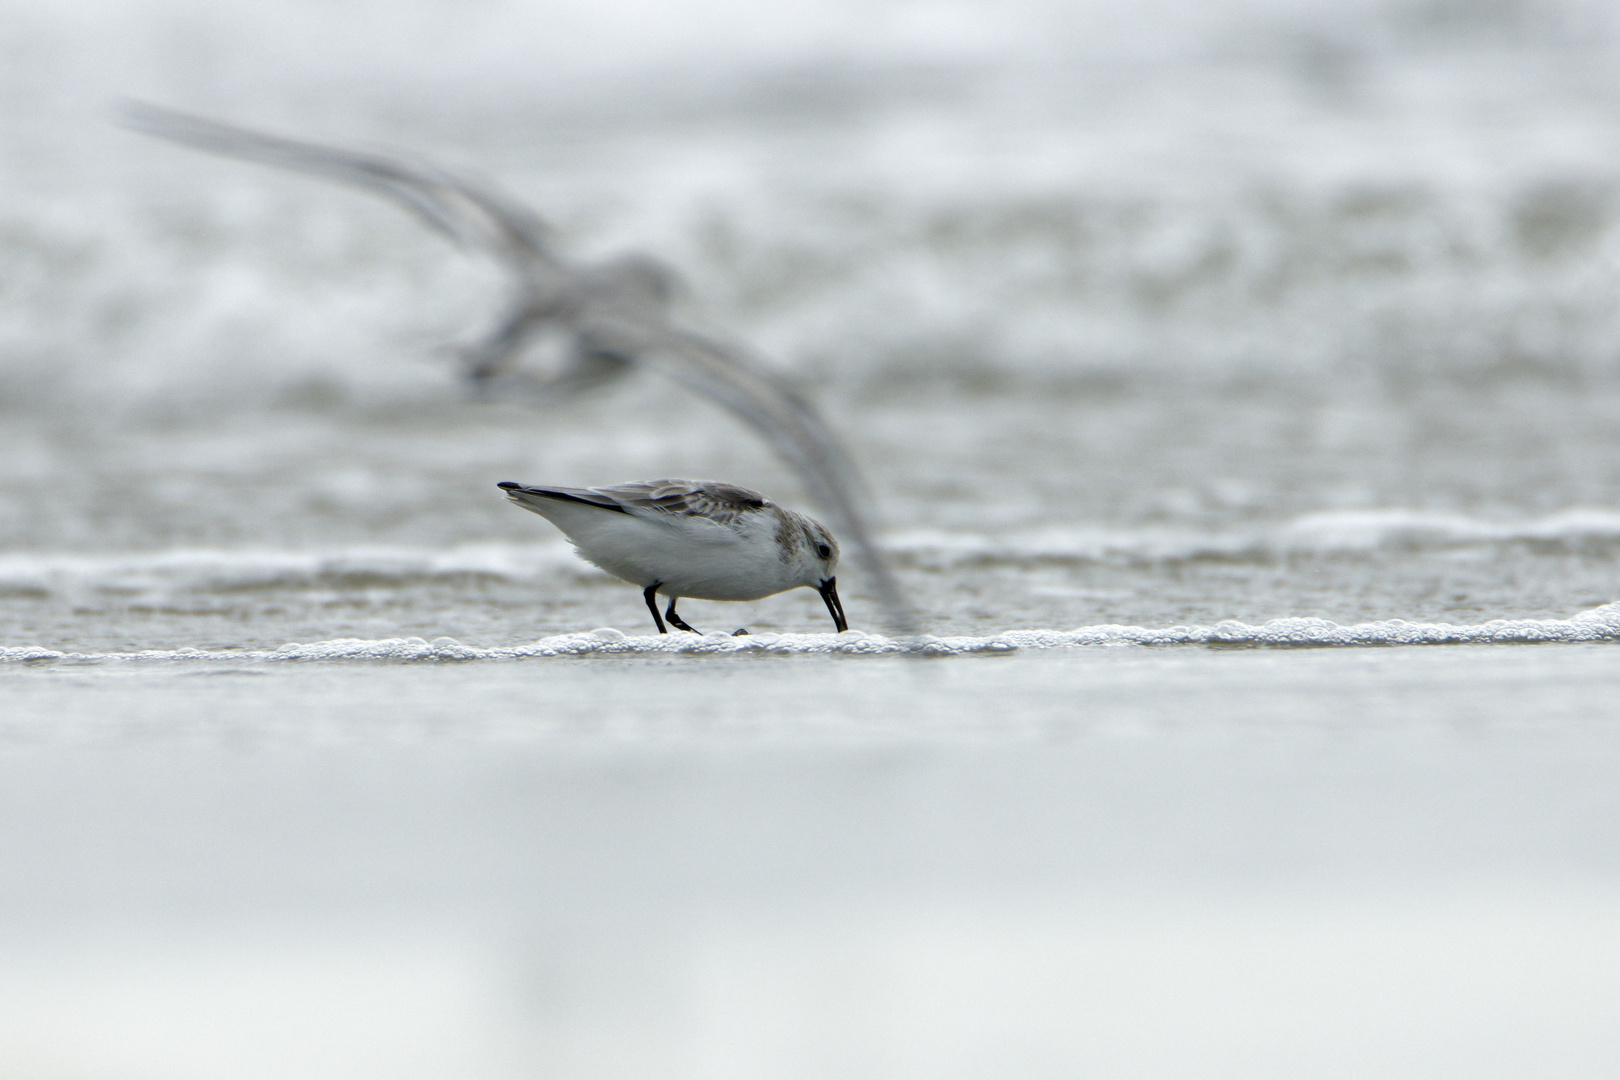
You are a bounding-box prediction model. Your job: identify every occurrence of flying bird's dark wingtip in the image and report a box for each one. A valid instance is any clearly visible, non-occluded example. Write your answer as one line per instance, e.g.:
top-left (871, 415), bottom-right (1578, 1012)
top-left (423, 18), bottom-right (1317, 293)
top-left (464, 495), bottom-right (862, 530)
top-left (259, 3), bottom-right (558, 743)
top-left (496, 481), bottom-right (523, 490)
top-left (115, 101), bottom-right (223, 143)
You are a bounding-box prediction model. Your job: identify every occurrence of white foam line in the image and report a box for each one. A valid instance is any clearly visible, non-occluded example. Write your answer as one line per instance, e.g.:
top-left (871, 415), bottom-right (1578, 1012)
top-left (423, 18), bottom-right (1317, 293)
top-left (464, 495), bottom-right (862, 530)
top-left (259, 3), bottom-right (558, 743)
top-left (5, 604), bottom-right (1619, 663)
top-left (0, 542), bottom-right (579, 591)
top-left (888, 508), bottom-right (1620, 564)
top-left (1272, 508), bottom-right (1620, 551)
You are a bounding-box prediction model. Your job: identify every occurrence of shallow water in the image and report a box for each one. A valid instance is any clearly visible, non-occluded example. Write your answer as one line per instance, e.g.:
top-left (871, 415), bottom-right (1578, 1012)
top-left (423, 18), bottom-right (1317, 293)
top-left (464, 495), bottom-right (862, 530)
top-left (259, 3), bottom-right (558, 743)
top-left (6, 0), bottom-right (1620, 1074)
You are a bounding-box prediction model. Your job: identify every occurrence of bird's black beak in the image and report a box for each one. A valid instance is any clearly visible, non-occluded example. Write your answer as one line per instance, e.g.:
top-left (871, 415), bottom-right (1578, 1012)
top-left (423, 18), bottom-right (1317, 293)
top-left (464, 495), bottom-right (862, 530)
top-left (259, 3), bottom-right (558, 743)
top-left (818, 577), bottom-right (848, 632)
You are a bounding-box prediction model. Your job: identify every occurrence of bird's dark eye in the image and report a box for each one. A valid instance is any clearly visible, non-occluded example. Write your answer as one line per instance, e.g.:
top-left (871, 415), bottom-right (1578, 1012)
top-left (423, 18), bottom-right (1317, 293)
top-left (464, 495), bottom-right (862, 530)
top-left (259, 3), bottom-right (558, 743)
top-left (816, 543), bottom-right (831, 559)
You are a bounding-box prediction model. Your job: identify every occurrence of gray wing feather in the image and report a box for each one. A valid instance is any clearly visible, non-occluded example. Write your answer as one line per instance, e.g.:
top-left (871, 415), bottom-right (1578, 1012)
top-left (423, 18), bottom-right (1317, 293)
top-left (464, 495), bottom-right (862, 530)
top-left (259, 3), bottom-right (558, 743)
top-left (592, 480), bottom-right (769, 526)
top-left (121, 102), bottom-right (557, 265)
top-left (126, 103), bottom-right (916, 636)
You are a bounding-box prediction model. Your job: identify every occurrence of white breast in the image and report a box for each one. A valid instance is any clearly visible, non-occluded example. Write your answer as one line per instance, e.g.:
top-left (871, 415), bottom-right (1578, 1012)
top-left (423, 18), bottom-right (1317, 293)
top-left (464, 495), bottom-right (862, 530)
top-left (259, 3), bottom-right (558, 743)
top-left (536, 501), bottom-right (800, 601)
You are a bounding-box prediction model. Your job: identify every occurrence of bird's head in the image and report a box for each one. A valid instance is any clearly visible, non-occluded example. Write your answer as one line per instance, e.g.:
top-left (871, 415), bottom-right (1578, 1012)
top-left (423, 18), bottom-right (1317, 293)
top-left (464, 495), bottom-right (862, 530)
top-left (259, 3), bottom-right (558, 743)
top-left (794, 517), bottom-right (846, 632)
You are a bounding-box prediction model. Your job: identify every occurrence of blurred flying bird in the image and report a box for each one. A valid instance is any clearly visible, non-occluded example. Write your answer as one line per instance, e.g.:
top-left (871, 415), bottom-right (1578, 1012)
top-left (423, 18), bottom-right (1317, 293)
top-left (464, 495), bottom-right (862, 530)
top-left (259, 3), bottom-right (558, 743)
top-left (121, 103), bottom-right (914, 635)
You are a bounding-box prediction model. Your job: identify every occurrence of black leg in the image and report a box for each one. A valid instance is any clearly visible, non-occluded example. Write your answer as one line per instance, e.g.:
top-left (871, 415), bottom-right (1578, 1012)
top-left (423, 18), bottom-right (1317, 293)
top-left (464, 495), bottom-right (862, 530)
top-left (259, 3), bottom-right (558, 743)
top-left (643, 582), bottom-right (668, 634)
top-left (665, 597), bottom-right (700, 634)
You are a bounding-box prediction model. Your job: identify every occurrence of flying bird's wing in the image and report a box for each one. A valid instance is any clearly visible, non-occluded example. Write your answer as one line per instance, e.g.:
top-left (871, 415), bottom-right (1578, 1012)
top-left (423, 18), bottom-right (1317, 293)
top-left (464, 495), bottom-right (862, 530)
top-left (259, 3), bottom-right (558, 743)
top-left (121, 102), bottom-right (584, 384)
top-left (122, 102), bottom-right (556, 265)
top-left (125, 104), bottom-right (918, 637)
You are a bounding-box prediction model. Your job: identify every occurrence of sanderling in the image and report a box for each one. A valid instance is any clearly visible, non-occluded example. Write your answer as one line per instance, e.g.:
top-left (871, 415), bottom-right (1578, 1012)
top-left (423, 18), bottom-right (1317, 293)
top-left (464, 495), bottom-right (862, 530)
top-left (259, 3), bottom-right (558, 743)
top-left (124, 103), bottom-right (913, 636)
top-left (498, 479), bottom-right (847, 635)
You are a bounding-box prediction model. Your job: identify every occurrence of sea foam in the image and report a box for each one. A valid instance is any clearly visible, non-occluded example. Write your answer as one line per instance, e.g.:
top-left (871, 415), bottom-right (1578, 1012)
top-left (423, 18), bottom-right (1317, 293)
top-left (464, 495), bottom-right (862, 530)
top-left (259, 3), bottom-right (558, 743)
top-left (6, 604), bottom-right (1618, 663)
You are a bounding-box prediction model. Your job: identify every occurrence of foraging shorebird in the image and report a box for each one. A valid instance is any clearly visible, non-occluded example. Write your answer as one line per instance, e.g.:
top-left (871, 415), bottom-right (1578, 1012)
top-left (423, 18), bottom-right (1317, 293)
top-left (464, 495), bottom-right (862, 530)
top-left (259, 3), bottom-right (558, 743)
top-left (498, 479), bottom-right (846, 634)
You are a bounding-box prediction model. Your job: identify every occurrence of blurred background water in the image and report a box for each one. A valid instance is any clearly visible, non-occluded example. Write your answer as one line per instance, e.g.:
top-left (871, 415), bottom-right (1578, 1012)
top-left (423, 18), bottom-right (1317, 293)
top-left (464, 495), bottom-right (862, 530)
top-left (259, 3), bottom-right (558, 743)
top-left (4, 0), bottom-right (1620, 1076)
